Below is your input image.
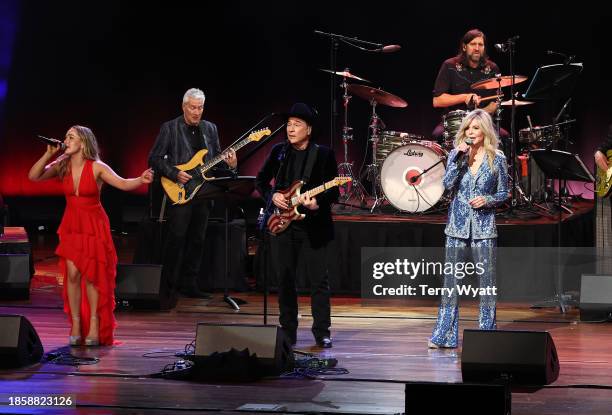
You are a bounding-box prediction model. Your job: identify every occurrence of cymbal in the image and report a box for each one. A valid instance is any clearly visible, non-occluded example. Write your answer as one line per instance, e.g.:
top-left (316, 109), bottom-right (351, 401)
top-left (319, 68), bottom-right (370, 82)
top-left (347, 84), bottom-right (408, 108)
top-left (500, 99), bottom-right (534, 106)
top-left (471, 75), bottom-right (528, 90)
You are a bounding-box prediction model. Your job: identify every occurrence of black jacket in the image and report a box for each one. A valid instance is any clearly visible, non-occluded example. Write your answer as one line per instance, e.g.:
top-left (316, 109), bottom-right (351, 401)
top-left (256, 142), bottom-right (339, 245)
top-left (148, 115), bottom-right (228, 182)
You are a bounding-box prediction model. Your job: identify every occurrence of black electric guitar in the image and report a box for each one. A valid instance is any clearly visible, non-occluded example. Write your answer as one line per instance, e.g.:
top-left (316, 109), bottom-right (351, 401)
top-left (161, 128), bottom-right (270, 204)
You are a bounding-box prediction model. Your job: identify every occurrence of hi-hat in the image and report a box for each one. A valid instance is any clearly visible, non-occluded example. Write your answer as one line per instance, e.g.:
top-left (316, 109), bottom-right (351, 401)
top-left (471, 75), bottom-right (528, 90)
top-left (500, 99), bottom-right (534, 106)
top-left (319, 68), bottom-right (370, 82)
top-left (347, 84), bottom-right (407, 108)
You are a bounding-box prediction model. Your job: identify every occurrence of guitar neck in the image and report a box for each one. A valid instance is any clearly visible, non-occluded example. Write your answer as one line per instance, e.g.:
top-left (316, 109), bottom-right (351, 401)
top-left (290, 179), bottom-right (337, 207)
top-left (200, 137), bottom-right (251, 174)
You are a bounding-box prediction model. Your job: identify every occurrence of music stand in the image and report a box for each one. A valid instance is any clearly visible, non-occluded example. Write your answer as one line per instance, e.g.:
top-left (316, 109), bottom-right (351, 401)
top-left (196, 176), bottom-right (255, 310)
top-left (523, 62), bottom-right (583, 204)
top-left (530, 149), bottom-right (594, 312)
top-left (522, 63), bottom-right (583, 101)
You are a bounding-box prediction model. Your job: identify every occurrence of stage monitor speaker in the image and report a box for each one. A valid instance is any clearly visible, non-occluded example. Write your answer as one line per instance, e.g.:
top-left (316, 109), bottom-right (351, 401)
top-left (0, 254), bottom-right (30, 300)
top-left (461, 329), bottom-right (560, 385)
top-left (405, 381), bottom-right (511, 415)
top-left (580, 274), bottom-right (612, 321)
top-left (194, 323), bottom-right (293, 378)
top-left (0, 314), bottom-right (44, 368)
top-left (115, 264), bottom-right (170, 310)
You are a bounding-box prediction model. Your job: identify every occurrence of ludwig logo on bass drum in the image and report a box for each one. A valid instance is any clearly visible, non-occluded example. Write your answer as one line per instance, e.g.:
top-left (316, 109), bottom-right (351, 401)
top-left (404, 149), bottom-right (424, 157)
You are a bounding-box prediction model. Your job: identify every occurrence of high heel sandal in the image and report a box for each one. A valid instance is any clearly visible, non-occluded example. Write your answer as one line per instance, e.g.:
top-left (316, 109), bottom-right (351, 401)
top-left (69, 316), bottom-right (81, 346)
top-left (84, 316), bottom-right (99, 346)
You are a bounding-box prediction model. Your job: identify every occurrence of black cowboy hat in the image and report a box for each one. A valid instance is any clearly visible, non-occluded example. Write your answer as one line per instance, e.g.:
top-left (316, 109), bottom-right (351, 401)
top-left (283, 102), bottom-right (318, 126)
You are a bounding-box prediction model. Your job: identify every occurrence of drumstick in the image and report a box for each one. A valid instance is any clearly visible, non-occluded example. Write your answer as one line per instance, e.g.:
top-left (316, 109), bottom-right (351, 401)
top-left (479, 94), bottom-right (504, 103)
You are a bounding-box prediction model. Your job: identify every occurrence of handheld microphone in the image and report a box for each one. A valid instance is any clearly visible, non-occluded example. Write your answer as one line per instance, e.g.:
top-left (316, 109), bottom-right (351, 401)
top-left (37, 135), bottom-right (66, 151)
top-left (455, 138), bottom-right (474, 165)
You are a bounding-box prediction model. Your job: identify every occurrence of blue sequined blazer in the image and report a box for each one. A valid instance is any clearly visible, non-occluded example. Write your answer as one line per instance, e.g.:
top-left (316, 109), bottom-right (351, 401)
top-left (443, 149), bottom-right (509, 239)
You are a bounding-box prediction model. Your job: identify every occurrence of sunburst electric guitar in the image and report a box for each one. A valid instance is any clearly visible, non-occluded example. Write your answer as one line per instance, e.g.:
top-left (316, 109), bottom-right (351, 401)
top-left (596, 150), bottom-right (612, 198)
top-left (161, 128), bottom-right (271, 204)
top-left (266, 176), bottom-right (352, 235)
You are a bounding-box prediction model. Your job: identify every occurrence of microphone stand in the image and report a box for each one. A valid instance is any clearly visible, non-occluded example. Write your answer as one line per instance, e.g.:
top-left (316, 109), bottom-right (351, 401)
top-left (499, 36), bottom-right (533, 218)
top-left (314, 30), bottom-right (391, 150)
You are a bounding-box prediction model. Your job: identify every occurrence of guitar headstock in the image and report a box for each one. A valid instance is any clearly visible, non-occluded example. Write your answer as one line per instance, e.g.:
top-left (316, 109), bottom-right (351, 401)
top-left (248, 128), bottom-right (271, 142)
top-left (333, 176), bottom-right (352, 186)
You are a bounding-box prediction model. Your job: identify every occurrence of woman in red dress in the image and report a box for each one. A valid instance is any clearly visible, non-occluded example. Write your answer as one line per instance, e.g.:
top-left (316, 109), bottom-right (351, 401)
top-left (29, 125), bottom-right (153, 346)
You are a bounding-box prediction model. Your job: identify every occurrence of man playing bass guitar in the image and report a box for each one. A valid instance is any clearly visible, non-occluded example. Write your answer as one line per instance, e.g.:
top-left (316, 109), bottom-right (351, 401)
top-left (148, 88), bottom-right (237, 301)
top-left (256, 102), bottom-right (339, 348)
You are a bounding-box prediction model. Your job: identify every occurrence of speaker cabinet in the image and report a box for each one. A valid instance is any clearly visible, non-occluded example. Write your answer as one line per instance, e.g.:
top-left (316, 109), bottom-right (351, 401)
top-left (461, 329), bottom-right (560, 385)
top-left (0, 254), bottom-right (30, 300)
top-left (580, 274), bottom-right (612, 321)
top-left (0, 315), bottom-right (44, 368)
top-left (405, 381), bottom-right (511, 415)
top-left (115, 264), bottom-right (170, 309)
top-left (194, 323), bottom-right (293, 378)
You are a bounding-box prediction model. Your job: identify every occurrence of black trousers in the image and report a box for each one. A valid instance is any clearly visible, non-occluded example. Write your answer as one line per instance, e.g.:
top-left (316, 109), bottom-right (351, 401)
top-left (269, 225), bottom-right (331, 342)
top-left (161, 197), bottom-right (211, 295)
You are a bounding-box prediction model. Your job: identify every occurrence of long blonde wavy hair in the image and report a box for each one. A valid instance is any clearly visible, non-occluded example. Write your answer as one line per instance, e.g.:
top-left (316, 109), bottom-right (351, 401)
top-left (454, 109), bottom-right (499, 170)
top-left (57, 125), bottom-right (101, 178)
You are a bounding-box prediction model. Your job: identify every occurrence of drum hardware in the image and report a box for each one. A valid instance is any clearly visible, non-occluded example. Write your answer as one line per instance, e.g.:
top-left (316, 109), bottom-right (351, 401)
top-left (332, 69), bottom-right (369, 207)
top-left (346, 84), bottom-right (408, 212)
top-left (472, 36), bottom-right (533, 214)
top-left (522, 62), bottom-right (583, 220)
top-left (314, 30), bottom-right (403, 149)
top-left (365, 99), bottom-right (386, 212)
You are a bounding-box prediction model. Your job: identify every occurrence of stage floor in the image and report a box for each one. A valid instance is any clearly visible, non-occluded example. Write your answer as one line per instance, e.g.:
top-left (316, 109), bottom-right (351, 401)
top-left (1, 215), bottom-right (609, 415)
top-left (2, 286), bottom-right (612, 414)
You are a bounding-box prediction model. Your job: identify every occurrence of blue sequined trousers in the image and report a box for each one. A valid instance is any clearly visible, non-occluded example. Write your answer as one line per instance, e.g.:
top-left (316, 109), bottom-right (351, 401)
top-left (429, 236), bottom-right (497, 348)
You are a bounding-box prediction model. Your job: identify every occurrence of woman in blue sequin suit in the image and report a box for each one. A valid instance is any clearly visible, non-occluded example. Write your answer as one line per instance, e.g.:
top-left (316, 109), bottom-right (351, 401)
top-left (429, 109), bottom-right (509, 348)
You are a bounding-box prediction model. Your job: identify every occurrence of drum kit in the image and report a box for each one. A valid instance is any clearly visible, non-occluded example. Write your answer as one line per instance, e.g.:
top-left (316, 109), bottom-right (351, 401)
top-left (323, 67), bottom-right (573, 213)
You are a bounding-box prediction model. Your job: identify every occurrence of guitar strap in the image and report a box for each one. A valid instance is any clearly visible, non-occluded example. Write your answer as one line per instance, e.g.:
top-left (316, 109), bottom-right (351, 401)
top-left (300, 143), bottom-right (319, 185)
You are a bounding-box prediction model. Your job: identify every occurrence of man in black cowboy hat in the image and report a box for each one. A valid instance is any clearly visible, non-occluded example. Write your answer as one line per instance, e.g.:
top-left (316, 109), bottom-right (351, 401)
top-left (256, 102), bottom-right (339, 348)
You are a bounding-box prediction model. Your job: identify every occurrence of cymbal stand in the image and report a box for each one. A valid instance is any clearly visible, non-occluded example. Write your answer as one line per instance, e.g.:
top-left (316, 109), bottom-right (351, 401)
top-left (493, 78), bottom-right (504, 151)
top-left (496, 38), bottom-right (534, 216)
top-left (365, 99), bottom-right (386, 212)
top-left (337, 72), bottom-right (368, 207)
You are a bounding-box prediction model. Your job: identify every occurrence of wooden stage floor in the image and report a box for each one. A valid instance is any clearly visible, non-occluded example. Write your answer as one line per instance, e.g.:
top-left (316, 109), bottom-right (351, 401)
top-left (2, 287), bottom-right (612, 414)
top-left (1, 227), bottom-right (611, 415)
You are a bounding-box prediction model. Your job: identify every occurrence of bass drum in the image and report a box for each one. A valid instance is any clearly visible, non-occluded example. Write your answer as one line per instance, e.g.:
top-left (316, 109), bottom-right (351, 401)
top-left (380, 141), bottom-right (447, 213)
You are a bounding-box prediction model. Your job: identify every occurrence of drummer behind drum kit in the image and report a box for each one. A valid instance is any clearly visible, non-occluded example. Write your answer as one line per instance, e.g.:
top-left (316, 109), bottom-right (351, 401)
top-left (323, 68), bottom-right (571, 213)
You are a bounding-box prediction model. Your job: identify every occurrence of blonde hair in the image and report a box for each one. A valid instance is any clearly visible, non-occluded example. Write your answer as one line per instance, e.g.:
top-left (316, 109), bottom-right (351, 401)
top-left (454, 109), bottom-right (499, 170)
top-left (57, 125), bottom-right (101, 178)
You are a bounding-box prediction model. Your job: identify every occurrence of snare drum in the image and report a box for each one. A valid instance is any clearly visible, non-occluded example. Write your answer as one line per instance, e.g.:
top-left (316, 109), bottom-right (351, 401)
top-left (380, 141), bottom-right (447, 212)
top-left (442, 110), bottom-right (468, 148)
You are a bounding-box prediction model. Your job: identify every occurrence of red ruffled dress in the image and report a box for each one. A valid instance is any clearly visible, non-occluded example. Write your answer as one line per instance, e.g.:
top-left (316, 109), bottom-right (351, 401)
top-left (55, 159), bottom-right (117, 345)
